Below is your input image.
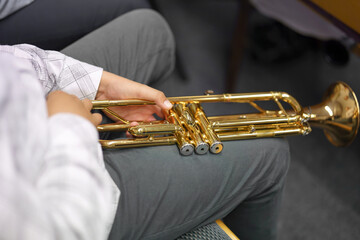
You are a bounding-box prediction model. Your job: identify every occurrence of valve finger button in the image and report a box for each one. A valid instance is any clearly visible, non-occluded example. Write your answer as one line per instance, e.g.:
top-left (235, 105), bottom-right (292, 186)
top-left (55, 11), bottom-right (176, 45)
top-left (195, 142), bottom-right (209, 155)
top-left (180, 144), bottom-right (194, 156)
top-left (210, 142), bottom-right (223, 154)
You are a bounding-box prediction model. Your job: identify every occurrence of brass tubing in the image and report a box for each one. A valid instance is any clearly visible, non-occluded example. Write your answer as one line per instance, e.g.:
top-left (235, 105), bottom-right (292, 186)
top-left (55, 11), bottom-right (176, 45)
top-left (99, 125), bottom-right (309, 149)
top-left (92, 92), bottom-right (303, 113)
top-left (208, 112), bottom-right (296, 121)
top-left (97, 123), bottom-right (132, 132)
top-left (128, 124), bottom-right (180, 136)
top-left (217, 126), bottom-right (311, 141)
top-left (99, 136), bottom-right (177, 148)
top-left (213, 123), bottom-right (302, 134)
top-left (208, 114), bottom-right (248, 121)
top-left (211, 116), bottom-right (300, 128)
top-left (97, 120), bottom-right (166, 132)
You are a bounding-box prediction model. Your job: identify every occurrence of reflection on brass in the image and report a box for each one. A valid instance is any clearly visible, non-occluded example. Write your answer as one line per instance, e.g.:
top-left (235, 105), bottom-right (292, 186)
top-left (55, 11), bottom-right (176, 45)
top-left (93, 82), bottom-right (359, 155)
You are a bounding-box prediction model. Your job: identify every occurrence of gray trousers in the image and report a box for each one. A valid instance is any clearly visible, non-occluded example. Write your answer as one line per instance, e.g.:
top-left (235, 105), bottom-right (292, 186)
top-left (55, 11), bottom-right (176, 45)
top-left (62, 9), bottom-right (290, 240)
top-left (0, 0), bottom-right (150, 50)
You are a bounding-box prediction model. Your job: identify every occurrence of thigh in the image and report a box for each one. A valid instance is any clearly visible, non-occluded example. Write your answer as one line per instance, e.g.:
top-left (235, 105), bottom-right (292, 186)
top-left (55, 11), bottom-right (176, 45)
top-left (61, 9), bottom-right (175, 86)
top-left (104, 138), bottom-right (290, 240)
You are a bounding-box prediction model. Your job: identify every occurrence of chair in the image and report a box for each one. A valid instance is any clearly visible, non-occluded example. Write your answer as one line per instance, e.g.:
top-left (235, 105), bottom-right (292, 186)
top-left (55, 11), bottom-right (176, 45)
top-left (176, 220), bottom-right (239, 240)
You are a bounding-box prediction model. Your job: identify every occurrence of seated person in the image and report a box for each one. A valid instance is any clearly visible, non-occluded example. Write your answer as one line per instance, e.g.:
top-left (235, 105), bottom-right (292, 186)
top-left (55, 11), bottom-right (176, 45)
top-left (0, 9), bottom-right (290, 240)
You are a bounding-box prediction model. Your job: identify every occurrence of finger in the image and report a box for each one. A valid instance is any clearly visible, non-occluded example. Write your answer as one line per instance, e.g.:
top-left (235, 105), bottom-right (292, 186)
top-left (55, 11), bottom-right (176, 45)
top-left (82, 99), bottom-right (93, 111)
top-left (125, 131), bottom-right (134, 138)
top-left (91, 113), bottom-right (103, 126)
top-left (147, 116), bottom-right (156, 122)
top-left (162, 108), bottom-right (170, 119)
top-left (151, 105), bottom-right (165, 119)
top-left (109, 106), bottom-right (158, 122)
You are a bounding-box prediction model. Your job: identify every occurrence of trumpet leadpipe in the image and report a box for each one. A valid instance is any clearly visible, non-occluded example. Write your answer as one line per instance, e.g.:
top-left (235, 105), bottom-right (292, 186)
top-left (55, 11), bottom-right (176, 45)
top-left (99, 136), bottom-right (177, 148)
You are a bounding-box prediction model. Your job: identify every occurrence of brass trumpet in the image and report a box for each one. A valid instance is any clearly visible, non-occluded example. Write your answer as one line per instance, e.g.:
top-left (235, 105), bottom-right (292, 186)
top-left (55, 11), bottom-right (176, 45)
top-left (92, 82), bottom-right (359, 155)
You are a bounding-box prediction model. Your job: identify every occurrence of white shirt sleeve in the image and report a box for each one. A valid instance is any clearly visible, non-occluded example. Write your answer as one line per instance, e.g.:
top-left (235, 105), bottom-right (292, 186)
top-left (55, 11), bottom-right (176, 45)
top-left (0, 44), bottom-right (103, 100)
top-left (0, 115), bottom-right (114, 240)
top-left (40, 114), bottom-right (114, 240)
top-left (0, 52), bottom-right (118, 239)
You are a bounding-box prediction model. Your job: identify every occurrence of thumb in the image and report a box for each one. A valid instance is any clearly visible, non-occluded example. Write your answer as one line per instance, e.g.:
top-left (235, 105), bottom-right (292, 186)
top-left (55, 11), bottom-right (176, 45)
top-left (81, 98), bottom-right (93, 111)
top-left (91, 112), bottom-right (103, 126)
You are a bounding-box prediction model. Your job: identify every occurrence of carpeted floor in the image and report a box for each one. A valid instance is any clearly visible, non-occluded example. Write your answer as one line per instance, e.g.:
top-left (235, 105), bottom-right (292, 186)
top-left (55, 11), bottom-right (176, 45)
top-left (153, 1), bottom-right (360, 239)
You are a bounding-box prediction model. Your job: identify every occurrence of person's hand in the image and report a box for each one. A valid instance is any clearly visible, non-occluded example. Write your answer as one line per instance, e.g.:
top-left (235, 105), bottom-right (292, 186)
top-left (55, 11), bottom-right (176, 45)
top-left (95, 71), bottom-right (173, 122)
top-left (47, 91), bottom-right (102, 126)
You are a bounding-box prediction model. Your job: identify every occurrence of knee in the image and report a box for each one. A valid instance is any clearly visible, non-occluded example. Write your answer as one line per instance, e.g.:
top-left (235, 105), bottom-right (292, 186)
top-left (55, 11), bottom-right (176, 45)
top-left (267, 138), bottom-right (290, 182)
top-left (124, 9), bottom-right (175, 50)
top-left (248, 138), bottom-right (290, 192)
top-left (123, 9), bottom-right (175, 77)
top-left (129, 9), bottom-right (166, 25)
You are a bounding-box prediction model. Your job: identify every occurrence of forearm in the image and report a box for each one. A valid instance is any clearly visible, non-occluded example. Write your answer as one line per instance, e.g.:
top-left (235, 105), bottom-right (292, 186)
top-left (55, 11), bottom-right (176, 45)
top-left (96, 71), bottom-right (138, 100)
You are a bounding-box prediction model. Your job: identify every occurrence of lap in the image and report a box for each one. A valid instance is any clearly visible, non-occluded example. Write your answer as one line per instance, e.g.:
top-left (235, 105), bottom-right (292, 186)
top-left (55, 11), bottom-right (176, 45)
top-left (104, 138), bottom-right (290, 240)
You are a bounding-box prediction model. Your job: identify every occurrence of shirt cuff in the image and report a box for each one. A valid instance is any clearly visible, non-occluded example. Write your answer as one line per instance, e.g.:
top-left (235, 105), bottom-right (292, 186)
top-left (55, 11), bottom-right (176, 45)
top-left (59, 65), bottom-right (103, 101)
top-left (89, 68), bottom-right (103, 100)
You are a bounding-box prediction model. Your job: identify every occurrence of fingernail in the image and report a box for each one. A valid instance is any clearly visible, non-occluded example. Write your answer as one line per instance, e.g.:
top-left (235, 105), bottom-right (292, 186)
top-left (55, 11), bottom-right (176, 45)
top-left (130, 121), bottom-right (139, 126)
top-left (164, 100), bottom-right (173, 109)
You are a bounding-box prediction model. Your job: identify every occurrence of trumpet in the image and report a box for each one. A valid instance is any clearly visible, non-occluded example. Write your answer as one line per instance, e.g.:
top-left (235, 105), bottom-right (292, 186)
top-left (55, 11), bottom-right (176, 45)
top-left (92, 82), bottom-right (359, 155)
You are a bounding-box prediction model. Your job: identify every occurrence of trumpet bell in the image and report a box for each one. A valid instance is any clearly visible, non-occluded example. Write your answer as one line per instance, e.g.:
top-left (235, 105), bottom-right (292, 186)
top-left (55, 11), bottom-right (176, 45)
top-left (309, 82), bottom-right (359, 147)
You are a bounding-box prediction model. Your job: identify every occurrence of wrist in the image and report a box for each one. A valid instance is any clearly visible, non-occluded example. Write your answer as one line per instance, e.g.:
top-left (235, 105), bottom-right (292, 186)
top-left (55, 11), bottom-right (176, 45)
top-left (96, 71), bottom-right (111, 100)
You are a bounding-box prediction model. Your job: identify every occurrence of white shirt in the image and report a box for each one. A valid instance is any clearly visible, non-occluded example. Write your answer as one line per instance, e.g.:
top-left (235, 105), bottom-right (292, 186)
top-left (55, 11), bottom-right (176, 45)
top-left (0, 44), bottom-right (120, 240)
